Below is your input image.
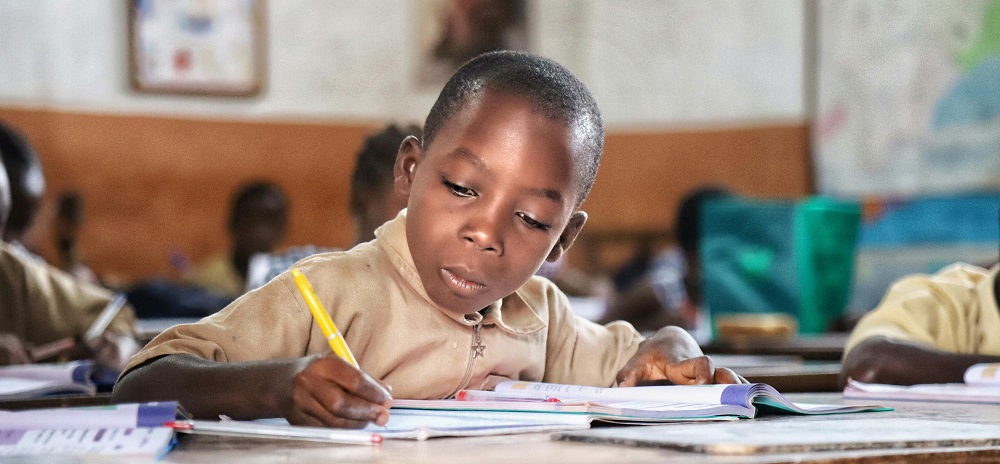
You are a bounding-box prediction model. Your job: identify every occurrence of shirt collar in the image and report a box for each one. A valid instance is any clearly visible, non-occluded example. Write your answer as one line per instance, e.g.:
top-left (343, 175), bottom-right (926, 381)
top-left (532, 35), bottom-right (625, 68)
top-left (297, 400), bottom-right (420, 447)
top-left (375, 209), bottom-right (545, 334)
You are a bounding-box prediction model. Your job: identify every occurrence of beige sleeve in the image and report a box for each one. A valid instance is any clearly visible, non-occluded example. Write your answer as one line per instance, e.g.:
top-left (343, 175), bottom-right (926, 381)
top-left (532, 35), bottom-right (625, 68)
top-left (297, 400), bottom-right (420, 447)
top-left (844, 274), bottom-right (973, 357)
top-left (541, 281), bottom-right (644, 387)
top-left (18, 250), bottom-right (135, 344)
top-left (122, 273), bottom-right (315, 375)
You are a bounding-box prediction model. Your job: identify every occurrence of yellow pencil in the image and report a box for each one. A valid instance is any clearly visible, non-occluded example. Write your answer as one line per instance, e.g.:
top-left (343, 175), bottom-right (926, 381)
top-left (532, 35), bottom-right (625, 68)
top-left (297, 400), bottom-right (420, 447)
top-left (291, 268), bottom-right (359, 368)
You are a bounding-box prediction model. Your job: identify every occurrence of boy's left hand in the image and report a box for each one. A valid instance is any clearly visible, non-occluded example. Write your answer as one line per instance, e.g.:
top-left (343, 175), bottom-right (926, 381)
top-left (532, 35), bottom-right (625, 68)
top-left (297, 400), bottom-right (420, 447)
top-left (616, 326), bottom-right (746, 387)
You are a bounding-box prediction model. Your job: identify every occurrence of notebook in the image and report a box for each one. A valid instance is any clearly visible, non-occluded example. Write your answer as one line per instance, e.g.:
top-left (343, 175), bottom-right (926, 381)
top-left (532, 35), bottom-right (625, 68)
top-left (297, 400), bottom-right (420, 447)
top-left (0, 361), bottom-right (118, 399)
top-left (392, 380), bottom-right (888, 421)
top-left (552, 418), bottom-right (1000, 455)
top-left (844, 379), bottom-right (1000, 404)
top-left (0, 401), bottom-right (180, 457)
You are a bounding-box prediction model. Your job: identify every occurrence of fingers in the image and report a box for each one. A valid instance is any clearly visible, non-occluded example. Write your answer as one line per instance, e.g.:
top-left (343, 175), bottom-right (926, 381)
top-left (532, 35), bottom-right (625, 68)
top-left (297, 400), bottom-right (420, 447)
top-left (664, 356), bottom-right (714, 385)
top-left (287, 355), bottom-right (392, 428)
top-left (713, 367), bottom-right (746, 384)
top-left (319, 357), bottom-right (392, 407)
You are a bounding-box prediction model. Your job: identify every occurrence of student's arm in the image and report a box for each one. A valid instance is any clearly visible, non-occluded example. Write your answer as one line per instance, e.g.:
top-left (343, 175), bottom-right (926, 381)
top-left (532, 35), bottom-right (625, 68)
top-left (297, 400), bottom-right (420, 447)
top-left (113, 353), bottom-right (390, 428)
top-left (0, 333), bottom-right (31, 365)
top-left (616, 325), bottom-right (743, 386)
top-left (841, 336), bottom-right (1000, 386)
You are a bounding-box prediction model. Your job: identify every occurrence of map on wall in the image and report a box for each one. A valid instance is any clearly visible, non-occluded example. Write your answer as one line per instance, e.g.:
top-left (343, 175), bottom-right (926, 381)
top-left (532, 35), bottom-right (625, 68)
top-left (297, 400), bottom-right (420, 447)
top-left (815, 0), bottom-right (1000, 197)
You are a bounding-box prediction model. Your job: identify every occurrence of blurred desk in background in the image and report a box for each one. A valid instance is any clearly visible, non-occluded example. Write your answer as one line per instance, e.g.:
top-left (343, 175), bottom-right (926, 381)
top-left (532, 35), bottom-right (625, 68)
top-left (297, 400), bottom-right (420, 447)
top-left (708, 354), bottom-right (842, 393)
top-left (135, 317), bottom-right (202, 344)
top-left (703, 333), bottom-right (849, 361)
top-left (0, 393), bottom-right (113, 411)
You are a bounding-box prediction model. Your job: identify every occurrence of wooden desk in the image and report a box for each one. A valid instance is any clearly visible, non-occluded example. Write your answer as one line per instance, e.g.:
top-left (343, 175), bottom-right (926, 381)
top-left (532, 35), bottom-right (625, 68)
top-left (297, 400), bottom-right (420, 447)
top-left (0, 392), bottom-right (113, 411)
top-left (703, 333), bottom-right (850, 361)
top-left (735, 362), bottom-right (842, 393)
top-left (133, 394), bottom-right (1000, 463)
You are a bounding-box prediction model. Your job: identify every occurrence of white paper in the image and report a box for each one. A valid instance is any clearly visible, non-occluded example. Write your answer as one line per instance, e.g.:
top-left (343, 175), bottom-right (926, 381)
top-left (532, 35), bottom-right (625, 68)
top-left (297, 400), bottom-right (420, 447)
top-left (0, 427), bottom-right (174, 457)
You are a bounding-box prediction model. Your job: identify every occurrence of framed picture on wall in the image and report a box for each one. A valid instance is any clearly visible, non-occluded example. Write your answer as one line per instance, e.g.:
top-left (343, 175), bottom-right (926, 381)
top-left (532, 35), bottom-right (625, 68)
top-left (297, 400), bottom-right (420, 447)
top-left (129, 0), bottom-right (265, 96)
top-left (413, 0), bottom-right (529, 87)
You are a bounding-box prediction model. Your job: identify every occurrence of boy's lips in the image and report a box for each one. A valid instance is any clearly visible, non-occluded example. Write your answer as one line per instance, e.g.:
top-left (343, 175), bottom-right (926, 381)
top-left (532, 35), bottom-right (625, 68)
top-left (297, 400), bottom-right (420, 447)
top-left (440, 268), bottom-right (487, 296)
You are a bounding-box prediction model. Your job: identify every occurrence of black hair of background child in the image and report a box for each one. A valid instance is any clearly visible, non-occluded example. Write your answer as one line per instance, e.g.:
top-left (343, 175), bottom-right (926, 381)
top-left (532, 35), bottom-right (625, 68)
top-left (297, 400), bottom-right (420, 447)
top-left (349, 123), bottom-right (422, 216)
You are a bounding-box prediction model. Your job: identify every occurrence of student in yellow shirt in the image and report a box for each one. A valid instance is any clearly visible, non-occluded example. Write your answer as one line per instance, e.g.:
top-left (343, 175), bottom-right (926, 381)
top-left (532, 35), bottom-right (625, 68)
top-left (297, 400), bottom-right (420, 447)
top-left (841, 210), bottom-right (1000, 386)
top-left (113, 51), bottom-right (742, 428)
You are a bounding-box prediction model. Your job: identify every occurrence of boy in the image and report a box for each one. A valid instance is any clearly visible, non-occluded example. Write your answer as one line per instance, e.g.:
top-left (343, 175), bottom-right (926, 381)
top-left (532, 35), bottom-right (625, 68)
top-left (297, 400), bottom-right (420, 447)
top-left (113, 51), bottom-right (741, 428)
top-left (184, 181), bottom-right (289, 298)
top-left (841, 251), bottom-right (1000, 385)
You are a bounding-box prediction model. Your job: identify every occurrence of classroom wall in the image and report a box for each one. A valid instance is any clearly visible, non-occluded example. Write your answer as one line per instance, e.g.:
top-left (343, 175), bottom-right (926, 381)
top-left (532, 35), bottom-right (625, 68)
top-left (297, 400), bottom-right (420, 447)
top-left (0, 1), bottom-right (811, 281)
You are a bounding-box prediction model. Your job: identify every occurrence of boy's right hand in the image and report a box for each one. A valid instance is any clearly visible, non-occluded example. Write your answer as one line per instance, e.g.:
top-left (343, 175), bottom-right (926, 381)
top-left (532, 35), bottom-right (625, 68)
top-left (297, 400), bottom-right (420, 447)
top-left (283, 354), bottom-right (392, 429)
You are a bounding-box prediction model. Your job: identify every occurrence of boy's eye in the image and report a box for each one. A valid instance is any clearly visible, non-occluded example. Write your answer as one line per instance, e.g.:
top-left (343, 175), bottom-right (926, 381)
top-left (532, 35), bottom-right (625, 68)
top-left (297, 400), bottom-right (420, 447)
top-left (517, 212), bottom-right (551, 232)
top-left (443, 178), bottom-right (476, 197)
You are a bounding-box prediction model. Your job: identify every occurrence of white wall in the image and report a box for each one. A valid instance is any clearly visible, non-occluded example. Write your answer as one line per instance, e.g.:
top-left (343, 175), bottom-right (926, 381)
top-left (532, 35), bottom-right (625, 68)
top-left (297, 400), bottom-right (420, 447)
top-left (0, 0), bottom-right (805, 128)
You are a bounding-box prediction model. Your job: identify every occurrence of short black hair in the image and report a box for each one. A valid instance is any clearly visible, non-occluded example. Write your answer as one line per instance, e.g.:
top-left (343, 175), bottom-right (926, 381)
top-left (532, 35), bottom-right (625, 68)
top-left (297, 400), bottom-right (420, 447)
top-left (0, 120), bottom-right (44, 239)
top-left (423, 51), bottom-right (603, 204)
top-left (349, 123), bottom-right (422, 216)
top-left (229, 181), bottom-right (288, 230)
top-left (675, 186), bottom-right (733, 256)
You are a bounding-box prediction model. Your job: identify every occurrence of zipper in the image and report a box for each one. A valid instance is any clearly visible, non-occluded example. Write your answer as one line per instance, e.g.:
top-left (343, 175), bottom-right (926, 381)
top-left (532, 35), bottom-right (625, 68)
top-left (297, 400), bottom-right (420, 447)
top-left (447, 323), bottom-right (484, 398)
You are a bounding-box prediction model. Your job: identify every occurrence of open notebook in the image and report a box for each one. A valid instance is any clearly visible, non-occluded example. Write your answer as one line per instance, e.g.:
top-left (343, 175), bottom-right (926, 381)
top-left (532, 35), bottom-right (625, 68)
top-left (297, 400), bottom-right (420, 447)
top-left (0, 361), bottom-right (118, 400)
top-left (0, 401), bottom-right (179, 457)
top-left (843, 363), bottom-right (1000, 404)
top-left (393, 380), bottom-right (889, 422)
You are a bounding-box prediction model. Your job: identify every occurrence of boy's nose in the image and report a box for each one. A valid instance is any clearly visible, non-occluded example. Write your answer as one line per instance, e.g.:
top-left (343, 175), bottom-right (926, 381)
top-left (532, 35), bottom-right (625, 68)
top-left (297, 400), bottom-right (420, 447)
top-left (463, 216), bottom-right (504, 256)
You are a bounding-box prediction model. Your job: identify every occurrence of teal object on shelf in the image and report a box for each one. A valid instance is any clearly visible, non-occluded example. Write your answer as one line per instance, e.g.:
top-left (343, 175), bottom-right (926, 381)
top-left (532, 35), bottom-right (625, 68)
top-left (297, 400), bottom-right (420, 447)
top-left (701, 197), bottom-right (861, 334)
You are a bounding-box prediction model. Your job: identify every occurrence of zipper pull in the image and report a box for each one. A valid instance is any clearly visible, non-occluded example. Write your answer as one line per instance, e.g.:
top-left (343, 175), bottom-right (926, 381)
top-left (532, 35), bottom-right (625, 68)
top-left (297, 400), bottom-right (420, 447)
top-left (471, 324), bottom-right (486, 359)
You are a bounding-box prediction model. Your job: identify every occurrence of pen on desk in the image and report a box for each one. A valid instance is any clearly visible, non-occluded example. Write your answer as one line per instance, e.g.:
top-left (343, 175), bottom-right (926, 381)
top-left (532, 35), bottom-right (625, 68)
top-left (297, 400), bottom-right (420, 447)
top-left (84, 294), bottom-right (128, 345)
top-left (456, 390), bottom-right (562, 403)
top-left (291, 268), bottom-right (359, 368)
top-left (164, 420), bottom-right (383, 445)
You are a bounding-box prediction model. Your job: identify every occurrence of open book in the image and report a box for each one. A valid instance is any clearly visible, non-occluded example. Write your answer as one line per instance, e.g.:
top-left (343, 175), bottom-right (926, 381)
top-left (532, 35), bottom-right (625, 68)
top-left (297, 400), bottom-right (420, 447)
top-left (392, 380), bottom-right (887, 422)
top-left (844, 363), bottom-right (1000, 404)
top-left (0, 401), bottom-right (179, 457)
top-left (0, 361), bottom-right (118, 400)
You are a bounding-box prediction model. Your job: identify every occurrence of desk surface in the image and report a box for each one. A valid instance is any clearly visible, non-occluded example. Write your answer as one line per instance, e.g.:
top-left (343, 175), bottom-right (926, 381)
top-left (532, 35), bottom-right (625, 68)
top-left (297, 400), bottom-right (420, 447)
top-left (143, 394), bottom-right (999, 464)
top-left (703, 333), bottom-right (850, 361)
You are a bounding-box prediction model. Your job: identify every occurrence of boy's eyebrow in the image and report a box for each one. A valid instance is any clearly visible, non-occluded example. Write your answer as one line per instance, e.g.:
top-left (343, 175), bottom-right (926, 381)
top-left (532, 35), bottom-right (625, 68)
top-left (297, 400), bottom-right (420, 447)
top-left (449, 147), bottom-right (565, 205)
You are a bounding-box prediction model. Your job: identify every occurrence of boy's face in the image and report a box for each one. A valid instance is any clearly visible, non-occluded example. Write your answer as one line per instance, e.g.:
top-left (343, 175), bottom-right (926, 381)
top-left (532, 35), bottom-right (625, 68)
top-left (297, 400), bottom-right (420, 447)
top-left (395, 91), bottom-right (588, 315)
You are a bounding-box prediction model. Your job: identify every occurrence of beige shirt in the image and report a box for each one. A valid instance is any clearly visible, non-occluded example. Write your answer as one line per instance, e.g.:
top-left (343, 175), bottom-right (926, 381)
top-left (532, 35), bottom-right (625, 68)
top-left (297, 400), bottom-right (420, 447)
top-left (126, 211), bottom-right (643, 399)
top-left (0, 241), bottom-right (135, 346)
top-left (183, 253), bottom-right (244, 298)
top-left (844, 263), bottom-right (1000, 357)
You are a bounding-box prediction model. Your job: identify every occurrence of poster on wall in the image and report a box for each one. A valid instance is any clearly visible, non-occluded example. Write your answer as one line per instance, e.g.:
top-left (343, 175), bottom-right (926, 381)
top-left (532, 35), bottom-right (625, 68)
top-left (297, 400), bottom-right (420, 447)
top-left (129, 0), bottom-right (265, 96)
top-left (413, 0), bottom-right (529, 88)
top-left (814, 0), bottom-right (1000, 197)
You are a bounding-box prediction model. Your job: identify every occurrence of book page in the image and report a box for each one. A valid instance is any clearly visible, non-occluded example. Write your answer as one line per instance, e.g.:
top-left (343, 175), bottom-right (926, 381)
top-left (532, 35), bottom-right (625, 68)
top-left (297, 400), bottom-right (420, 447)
top-left (0, 427), bottom-right (174, 457)
top-left (0, 361), bottom-right (92, 385)
top-left (493, 381), bottom-right (733, 405)
top-left (965, 363), bottom-right (1000, 386)
top-left (0, 378), bottom-right (94, 400)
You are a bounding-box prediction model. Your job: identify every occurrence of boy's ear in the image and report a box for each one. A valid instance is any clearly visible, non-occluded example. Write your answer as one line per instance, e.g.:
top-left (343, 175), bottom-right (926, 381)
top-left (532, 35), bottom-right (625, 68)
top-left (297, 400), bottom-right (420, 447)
top-left (546, 211), bottom-right (587, 263)
top-left (394, 136), bottom-right (423, 198)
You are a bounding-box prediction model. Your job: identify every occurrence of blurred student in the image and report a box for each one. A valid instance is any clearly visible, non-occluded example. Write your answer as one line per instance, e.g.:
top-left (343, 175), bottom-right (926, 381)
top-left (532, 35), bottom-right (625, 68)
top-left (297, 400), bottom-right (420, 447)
top-left (599, 187), bottom-right (733, 333)
top-left (184, 181), bottom-right (288, 298)
top-left (245, 124), bottom-right (421, 290)
top-left (0, 120), bottom-right (45, 250)
top-left (841, 215), bottom-right (1000, 385)
top-left (0, 152), bottom-right (140, 370)
top-left (54, 190), bottom-right (99, 283)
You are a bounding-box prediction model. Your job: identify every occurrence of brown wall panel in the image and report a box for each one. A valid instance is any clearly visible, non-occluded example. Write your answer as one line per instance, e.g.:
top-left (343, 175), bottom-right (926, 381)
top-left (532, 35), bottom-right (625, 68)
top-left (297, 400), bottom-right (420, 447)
top-left (0, 108), bottom-right (811, 282)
